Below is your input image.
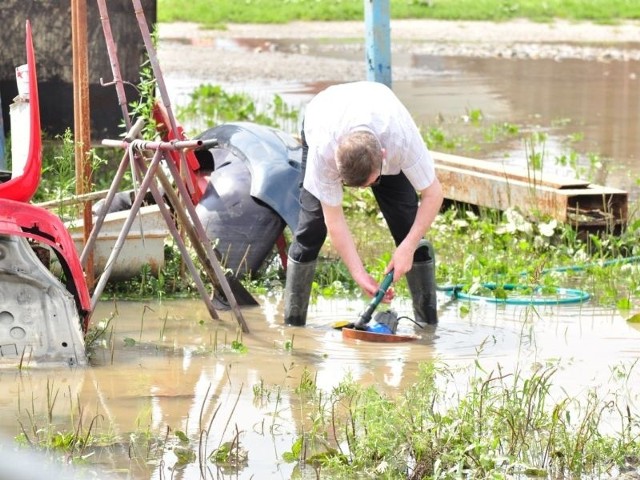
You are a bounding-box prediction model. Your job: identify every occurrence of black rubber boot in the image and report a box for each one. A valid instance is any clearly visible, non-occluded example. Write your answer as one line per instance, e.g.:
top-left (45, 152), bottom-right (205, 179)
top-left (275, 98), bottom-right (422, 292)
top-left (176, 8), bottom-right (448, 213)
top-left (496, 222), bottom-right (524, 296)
top-left (405, 242), bottom-right (438, 325)
top-left (283, 258), bottom-right (317, 326)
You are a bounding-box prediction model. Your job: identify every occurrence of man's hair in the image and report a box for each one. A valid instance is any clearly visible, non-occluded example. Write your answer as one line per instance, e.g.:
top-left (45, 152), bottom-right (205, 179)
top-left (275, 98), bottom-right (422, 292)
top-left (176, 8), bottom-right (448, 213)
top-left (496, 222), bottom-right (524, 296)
top-left (336, 130), bottom-right (383, 187)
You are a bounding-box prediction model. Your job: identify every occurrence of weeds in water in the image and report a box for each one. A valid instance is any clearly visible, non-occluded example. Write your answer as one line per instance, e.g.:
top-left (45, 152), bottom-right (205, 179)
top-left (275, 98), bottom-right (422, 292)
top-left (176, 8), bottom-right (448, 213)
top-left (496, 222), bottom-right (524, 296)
top-left (178, 84), bottom-right (299, 134)
top-left (465, 107), bottom-right (483, 124)
top-left (102, 240), bottom-right (198, 299)
top-left (524, 130), bottom-right (548, 171)
top-left (230, 340), bottom-right (248, 353)
top-left (424, 125), bottom-right (464, 151)
top-left (279, 361), bottom-right (640, 479)
top-left (421, 109), bottom-right (521, 155)
top-left (15, 381), bottom-right (106, 463)
top-left (209, 435), bottom-right (249, 469)
top-left (284, 335), bottom-right (295, 352)
top-left (230, 330), bottom-right (248, 353)
top-left (483, 121), bottom-right (520, 142)
top-left (295, 367), bottom-right (318, 395)
top-left (60, 81), bottom-right (639, 311)
top-left (431, 205), bottom-right (640, 308)
top-left (84, 312), bottom-right (115, 358)
top-left (172, 429), bottom-right (197, 466)
top-left (127, 409), bottom-right (167, 469)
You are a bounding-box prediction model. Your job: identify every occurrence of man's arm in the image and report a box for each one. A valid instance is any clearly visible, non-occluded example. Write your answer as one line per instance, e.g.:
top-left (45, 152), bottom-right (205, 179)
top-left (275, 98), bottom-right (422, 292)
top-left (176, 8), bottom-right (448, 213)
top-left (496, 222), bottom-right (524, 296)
top-left (389, 176), bottom-right (444, 282)
top-left (322, 203), bottom-right (382, 298)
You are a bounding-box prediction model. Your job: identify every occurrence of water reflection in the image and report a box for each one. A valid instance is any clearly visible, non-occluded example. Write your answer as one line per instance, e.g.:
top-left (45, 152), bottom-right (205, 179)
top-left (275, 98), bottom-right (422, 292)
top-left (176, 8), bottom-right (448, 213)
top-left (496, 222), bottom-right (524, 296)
top-left (3, 33), bottom-right (640, 479)
top-left (401, 55), bottom-right (640, 198)
top-left (0, 294), bottom-right (638, 478)
top-left (163, 36), bottom-right (640, 203)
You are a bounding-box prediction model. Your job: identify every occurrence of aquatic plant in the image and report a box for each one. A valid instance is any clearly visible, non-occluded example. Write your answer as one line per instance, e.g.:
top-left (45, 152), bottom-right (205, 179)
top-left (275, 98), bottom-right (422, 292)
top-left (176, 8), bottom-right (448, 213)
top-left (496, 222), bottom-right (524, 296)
top-left (83, 312), bottom-right (116, 360)
top-left (209, 437), bottom-right (248, 469)
top-left (177, 84), bottom-right (299, 135)
top-left (102, 240), bottom-right (199, 299)
top-left (430, 204), bottom-right (640, 309)
top-left (283, 361), bottom-right (640, 478)
top-left (15, 380), bottom-right (108, 463)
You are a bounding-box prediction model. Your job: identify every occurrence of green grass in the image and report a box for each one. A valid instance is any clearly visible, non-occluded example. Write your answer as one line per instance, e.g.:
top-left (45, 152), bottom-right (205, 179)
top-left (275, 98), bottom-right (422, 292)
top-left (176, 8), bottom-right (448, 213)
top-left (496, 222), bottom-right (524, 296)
top-left (39, 80), bottom-right (640, 311)
top-left (281, 361), bottom-right (640, 478)
top-left (158, 0), bottom-right (640, 25)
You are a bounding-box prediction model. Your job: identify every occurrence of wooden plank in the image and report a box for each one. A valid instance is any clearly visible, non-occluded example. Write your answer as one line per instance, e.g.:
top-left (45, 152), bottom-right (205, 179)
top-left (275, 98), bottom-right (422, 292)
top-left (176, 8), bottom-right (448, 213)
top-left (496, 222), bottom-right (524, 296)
top-left (435, 163), bottom-right (627, 227)
top-left (36, 188), bottom-right (111, 209)
top-left (432, 151), bottom-right (590, 190)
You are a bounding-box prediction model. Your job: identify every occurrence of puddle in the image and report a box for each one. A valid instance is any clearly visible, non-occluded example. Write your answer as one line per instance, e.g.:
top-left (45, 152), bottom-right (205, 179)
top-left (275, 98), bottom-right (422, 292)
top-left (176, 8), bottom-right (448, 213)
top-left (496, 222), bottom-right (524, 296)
top-left (2, 33), bottom-right (639, 479)
top-left (163, 36), bottom-right (640, 202)
top-left (0, 293), bottom-right (639, 478)
top-left (402, 55), bottom-right (640, 195)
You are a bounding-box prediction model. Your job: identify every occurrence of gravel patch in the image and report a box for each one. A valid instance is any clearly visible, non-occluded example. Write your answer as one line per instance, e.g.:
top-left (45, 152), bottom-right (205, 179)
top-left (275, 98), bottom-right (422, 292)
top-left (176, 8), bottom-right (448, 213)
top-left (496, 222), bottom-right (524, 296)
top-left (158, 19), bottom-right (640, 84)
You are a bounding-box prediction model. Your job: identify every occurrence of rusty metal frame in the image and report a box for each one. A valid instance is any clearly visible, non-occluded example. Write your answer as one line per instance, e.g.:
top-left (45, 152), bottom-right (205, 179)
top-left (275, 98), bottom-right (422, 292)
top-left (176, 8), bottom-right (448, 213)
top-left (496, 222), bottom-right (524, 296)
top-left (88, 0), bottom-right (250, 332)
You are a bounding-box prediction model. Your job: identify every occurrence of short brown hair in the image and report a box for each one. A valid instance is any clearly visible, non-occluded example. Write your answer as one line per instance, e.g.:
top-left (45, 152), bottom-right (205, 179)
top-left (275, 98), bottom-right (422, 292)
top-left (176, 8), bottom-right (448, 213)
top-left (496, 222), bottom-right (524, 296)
top-left (336, 130), bottom-right (383, 186)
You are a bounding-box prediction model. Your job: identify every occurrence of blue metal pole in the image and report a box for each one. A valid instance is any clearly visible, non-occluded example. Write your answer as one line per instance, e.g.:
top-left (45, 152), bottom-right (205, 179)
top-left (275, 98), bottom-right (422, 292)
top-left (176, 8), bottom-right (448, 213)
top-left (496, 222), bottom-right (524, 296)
top-left (364, 0), bottom-right (391, 87)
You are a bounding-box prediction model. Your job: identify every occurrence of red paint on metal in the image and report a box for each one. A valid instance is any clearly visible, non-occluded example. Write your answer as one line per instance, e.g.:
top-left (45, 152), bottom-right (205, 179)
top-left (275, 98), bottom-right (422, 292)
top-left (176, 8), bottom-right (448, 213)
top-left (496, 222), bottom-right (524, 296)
top-left (0, 20), bottom-right (41, 202)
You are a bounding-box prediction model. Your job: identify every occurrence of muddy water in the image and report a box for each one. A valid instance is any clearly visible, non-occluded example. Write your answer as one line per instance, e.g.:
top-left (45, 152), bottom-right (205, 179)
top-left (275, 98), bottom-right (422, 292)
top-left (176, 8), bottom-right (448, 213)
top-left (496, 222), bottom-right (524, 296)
top-left (393, 54), bottom-right (640, 200)
top-left (1, 293), bottom-right (639, 479)
top-left (164, 37), bottom-right (640, 202)
top-left (308, 55), bottom-right (639, 201)
top-left (2, 38), bottom-right (640, 479)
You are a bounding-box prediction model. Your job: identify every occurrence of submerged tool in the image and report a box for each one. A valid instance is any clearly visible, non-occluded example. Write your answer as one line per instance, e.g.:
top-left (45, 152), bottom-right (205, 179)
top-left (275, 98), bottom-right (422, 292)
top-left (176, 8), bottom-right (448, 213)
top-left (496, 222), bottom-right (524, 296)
top-left (331, 270), bottom-right (394, 331)
top-left (354, 270), bottom-right (394, 328)
top-left (333, 270), bottom-right (393, 330)
top-left (333, 268), bottom-right (420, 341)
top-left (352, 269), bottom-right (394, 330)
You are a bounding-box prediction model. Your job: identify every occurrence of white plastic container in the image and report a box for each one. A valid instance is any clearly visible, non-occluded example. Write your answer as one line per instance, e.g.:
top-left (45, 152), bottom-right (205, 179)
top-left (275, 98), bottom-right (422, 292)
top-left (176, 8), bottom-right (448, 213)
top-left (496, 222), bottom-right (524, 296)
top-left (9, 63), bottom-right (31, 178)
top-left (15, 63), bottom-right (29, 98)
top-left (9, 100), bottom-right (29, 178)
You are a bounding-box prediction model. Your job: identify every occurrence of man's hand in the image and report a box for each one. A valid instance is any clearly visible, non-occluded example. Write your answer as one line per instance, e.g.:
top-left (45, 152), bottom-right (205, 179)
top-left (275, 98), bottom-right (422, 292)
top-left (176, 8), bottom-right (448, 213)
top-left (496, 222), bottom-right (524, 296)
top-left (388, 177), bottom-right (444, 282)
top-left (321, 202), bottom-right (396, 302)
top-left (354, 271), bottom-right (395, 302)
top-left (388, 242), bottom-right (416, 282)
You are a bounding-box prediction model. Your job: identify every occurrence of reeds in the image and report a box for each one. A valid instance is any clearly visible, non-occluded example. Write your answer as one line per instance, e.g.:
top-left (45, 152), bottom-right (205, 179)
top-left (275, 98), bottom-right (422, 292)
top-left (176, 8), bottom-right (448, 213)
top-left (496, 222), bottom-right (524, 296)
top-left (282, 361), bottom-right (640, 478)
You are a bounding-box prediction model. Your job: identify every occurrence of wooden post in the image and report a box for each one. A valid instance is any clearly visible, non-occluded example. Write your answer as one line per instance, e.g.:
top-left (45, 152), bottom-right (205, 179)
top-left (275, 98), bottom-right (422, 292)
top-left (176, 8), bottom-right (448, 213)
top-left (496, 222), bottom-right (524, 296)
top-left (364, 0), bottom-right (392, 87)
top-left (71, 0), bottom-right (94, 287)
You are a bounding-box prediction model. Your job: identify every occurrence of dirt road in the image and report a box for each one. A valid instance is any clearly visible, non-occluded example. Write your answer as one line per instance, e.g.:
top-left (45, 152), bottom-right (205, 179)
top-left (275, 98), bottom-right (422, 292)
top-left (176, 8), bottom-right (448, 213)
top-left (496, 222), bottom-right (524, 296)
top-left (157, 19), bottom-right (640, 84)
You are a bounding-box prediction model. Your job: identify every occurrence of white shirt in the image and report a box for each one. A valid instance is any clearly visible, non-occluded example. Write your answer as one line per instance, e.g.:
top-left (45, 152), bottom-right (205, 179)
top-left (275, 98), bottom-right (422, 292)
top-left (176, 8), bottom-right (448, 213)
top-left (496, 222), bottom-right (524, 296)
top-left (302, 81), bottom-right (436, 207)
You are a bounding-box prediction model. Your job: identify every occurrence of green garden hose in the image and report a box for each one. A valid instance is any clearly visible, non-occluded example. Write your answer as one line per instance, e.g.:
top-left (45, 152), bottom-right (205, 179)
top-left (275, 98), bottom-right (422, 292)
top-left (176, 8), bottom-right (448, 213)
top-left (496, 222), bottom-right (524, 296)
top-left (436, 255), bottom-right (640, 305)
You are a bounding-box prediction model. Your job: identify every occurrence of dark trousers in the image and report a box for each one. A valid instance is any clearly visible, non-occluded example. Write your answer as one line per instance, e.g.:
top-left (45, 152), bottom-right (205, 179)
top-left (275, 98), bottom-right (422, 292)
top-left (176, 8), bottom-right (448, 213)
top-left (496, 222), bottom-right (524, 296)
top-left (288, 127), bottom-right (430, 264)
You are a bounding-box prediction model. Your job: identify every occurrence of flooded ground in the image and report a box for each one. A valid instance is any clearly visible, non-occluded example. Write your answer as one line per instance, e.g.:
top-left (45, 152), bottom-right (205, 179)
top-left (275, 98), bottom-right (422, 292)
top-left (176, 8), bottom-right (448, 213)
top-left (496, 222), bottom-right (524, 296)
top-left (1, 22), bottom-right (639, 479)
top-left (392, 54), bottom-right (640, 200)
top-left (161, 30), bottom-right (640, 203)
top-left (1, 292), bottom-right (639, 479)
